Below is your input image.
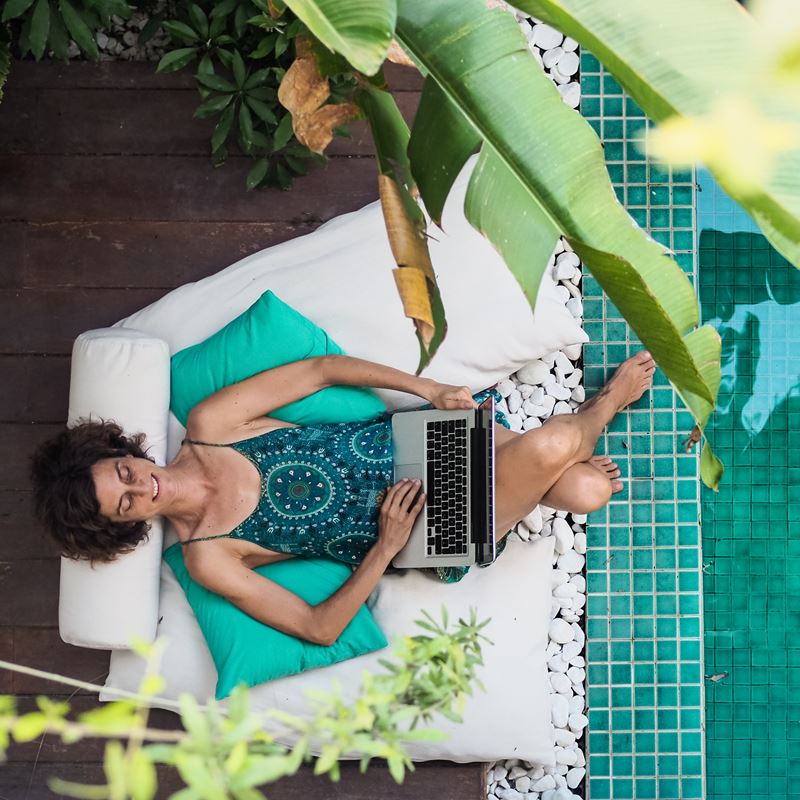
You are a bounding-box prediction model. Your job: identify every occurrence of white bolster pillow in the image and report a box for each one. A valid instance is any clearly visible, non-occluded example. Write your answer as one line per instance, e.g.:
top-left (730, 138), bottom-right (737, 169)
top-left (60, 329), bottom-right (170, 649)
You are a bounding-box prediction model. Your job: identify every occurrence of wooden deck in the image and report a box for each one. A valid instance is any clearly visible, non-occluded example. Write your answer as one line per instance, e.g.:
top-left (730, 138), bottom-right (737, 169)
top-left (0, 58), bottom-right (489, 797)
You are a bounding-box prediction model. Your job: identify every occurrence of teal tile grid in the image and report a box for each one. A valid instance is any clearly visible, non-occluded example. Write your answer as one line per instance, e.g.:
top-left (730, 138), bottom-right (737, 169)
top-left (579, 52), bottom-right (706, 800)
top-left (697, 167), bottom-right (800, 800)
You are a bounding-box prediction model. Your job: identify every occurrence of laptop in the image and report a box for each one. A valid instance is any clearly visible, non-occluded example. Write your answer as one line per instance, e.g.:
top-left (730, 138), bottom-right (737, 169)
top-left (390, 394), bottom-right (497, 568)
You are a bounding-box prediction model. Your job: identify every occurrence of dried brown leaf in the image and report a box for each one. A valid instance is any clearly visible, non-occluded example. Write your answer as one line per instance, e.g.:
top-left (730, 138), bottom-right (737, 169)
top-left (386, 40), bottom-right (417, 68)
top-left (294, 102), bottom-right (361, 153)
top-left (278, 56), bottom-right (330, 117)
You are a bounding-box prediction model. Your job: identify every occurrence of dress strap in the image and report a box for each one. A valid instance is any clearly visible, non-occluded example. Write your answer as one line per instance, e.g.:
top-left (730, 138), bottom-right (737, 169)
top-left (182, 437), bottom-right (231, 448)
top-left (181, 532), bottom-right (235, 545)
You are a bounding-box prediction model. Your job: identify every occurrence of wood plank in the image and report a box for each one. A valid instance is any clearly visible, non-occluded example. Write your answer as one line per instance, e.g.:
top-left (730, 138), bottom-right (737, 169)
top-left (0, 289), bottom-right (166, 355)
top-left (0, 357), bottom-right (70, 423)
top-left (8, 58), bottom-right (424, 92)
top-left (0, 628), bottom-right (12, 693)
top-left (0, 155), bottom-right (379, 223)
top-left (0, 559), bottom-right (60, 627)
top-left (0, 87), bottom-right (419, 157)
top-left (0, 426), bottom-right (63, 491)
top-left (10, 221), bottom-right (322, 289)
top-left (12, 628), bottom-right (109, 695)
top-left (0, 222), bottom-right (25, 288)
top-left (0, 491), bottom-right (62, 561)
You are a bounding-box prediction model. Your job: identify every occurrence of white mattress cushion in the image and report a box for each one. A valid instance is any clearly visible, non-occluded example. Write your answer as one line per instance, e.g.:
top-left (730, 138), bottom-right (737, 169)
top-left (102, 535), bottom-right (555, 765)
top-left (60, 329), bottom-right (170, 649)
top-left (116, 153), bottom-right (587, 420)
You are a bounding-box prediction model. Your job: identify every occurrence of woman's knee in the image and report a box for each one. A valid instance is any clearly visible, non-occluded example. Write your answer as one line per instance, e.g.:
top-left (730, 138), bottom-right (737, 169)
top-left (522, 418), bottom-right (583, 470)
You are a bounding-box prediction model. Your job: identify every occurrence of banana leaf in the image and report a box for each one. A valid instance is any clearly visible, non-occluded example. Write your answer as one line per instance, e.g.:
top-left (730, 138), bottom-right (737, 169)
top-left (516, 0), bottom-right (800, 272)
top-left (280, 0), bottom-right (396, 76)
top-left (394, 0), bottom-right (723, 487)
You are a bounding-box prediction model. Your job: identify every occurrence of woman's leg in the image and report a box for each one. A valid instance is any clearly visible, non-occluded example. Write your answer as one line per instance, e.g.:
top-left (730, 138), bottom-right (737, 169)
top-left (492, 351), bottom-right (655, 538)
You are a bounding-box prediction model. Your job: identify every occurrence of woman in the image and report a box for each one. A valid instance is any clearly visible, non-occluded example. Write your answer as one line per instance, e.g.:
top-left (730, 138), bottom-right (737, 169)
top-left (31, 350), bottom-right (655, 647)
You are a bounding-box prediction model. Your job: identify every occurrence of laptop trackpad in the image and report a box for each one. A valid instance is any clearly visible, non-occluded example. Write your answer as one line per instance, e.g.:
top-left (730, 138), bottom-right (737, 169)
top-left (394, 464), bottom-right (423, 483)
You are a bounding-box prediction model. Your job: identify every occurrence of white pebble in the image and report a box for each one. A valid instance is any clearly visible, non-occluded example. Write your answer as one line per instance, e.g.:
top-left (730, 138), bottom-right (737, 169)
top-left (554, 285), bottom-right (571, 303)
top-left (548, 655), bottom-right (568, 673)
top-left (494, 765), bottom-right (508, 781)
top-left (552, 518), bottom-right (575, 554)
top-left (550, 672), bottom-right (572, 694)
top-left (568, 713), bottom-right (589, 733)
top-left (533, 774), bottom-right (557, 792)
top-left (567, 767), bottom-right (586, 789)
top-left (561, 640), bottom-right (581, 660)
top-left (527, 766), bottom-right (545, 780)
top-left (554, 581), bottom-right (578, 599)
top-left (569, 694), bottom-right (585, 714)
top-left (558, 550), bottom-right (584, 573)
top-left (566, 298), bottom-right (583, 318)
top-left (554, 351), bottom-right (574, 374)
top-left (555, 747), bottom-right (578, 766)
top-left (558, 82), bottom-right (581, 108)
top-left (506, 413), bottom-right (523, 431)
top-left (509, 765), bottom-right (527, 780)
top-left (515, 776), bottom-right (531, 793)
top-left (567, 666), bottom-right (586, 684)
top-left (507, 389), bottom-right (522, 413)
top-left (574, 749), bottom-right (586, 768)
top-left (553, 401), bottom-right (573, 415)
top-left (497, 379), bottom-right (516, 397)
top-left (549, 618), bottom-right (574, 644)
top-left (524, 505), bottom-right (544, 533)
top-left (570, 574), bottom-right (586, 592)
top-left (546, 383), bottom-right (572, 401)
top-left (571, 655), bottom-right (586, 668)
top-left (551, 694), bottom-right (570, 728)
top-left (573, 531), bottom-right (587, 554)
top-left (562, 343), bottom-right (582, 360)
top-left (562, 36), bottom-right (578, 52)
top-left (530, 386), bottom-right (545, 404)
top-left (542, 45), bottom-right (564, 69)
top-left (523, 416), bottom-right (542, 431)
top-left (572, 623), bottom-right (585, 646)
top-left (557, 51), bottom-right (579, 76)
top-left (522, 401), bottom-right (549, 417)
top-left (516, 359), bottom-right (550, 385)
top-left (564, 369), bottom-right (583, 388)
top-left (554, 728), bottom-right (576, 747)
top-left (531, 22), bottom-right (563, 49)
top-left (551, 569), bottom-right (569, 587)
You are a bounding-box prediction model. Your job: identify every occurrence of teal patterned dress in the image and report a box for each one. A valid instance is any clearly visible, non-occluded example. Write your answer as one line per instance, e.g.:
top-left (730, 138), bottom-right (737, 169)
top-left (181, 386), bottom-right (516, 583)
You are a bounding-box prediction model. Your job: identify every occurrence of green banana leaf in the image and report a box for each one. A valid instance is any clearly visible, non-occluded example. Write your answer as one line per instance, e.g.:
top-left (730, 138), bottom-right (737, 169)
top-left (280, 0), bottom-right (396, 76)
top-left (516, 0), bottom-right (800, 272)
top-left (394, 0), bottom-right (723, 487)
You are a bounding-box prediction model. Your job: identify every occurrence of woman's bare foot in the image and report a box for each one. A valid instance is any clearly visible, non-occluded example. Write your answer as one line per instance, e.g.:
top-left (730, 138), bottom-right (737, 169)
top-left (579, 350), bottom-right (656, 418)
top-left (589, 455), bottom-right (624, 493)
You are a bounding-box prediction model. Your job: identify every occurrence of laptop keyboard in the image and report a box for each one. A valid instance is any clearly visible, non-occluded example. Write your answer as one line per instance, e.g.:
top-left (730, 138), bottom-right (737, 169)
top-left (425, 418), bottom-right (469, 556)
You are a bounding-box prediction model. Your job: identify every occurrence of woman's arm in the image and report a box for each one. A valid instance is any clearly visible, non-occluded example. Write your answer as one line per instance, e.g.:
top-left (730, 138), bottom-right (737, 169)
top-left (189, 542), bottom-right (396, 646)
top-left (322, 354), bottom-right (436, 401)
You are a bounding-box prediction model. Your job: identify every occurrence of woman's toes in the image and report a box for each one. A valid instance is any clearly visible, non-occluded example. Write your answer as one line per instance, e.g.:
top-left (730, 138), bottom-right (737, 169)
top-left (610, 479), bottom-right (624, 493)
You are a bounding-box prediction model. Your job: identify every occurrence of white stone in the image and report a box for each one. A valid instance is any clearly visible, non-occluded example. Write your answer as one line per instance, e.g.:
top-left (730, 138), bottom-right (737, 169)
top-left (570, 386), bottom-right (585, 404)
top-left (571, 513), bottom-right (587, 524)
top-left (554, 581), bottom-right (578, 599)
top-left (572, 623), bottom-right (585, 646)
top-left (558, 550), bottom-right (586, 576)
top-left (568, 713), bottom-right (589, 733)
top-left (527, 766), bottom-right (545, 780)
top-left (573, 531), bottom-right (587, 554)
top-left (569, 694), bottom-right (585, 714)
top-left (96, 31), bottom-right (109, 47)
top-left (548, 655), bottom-right (568, 673)
top-left (564, 369), bottom-right (583, 388)
top-left (555, 747), bottom-right (578, 766)
top-left (562, 343), bottom-right (583, 360)
top-left (562, 36), bottom-right (579, 52)
top-left (516, 359), bottom-right (550, 385)
top-left (553, 351), bottom-right (574, 374)
top-left (542, 45), bottom-right (564, 69)
top-left (551, 569), bottom-right (569, 587)
top-left (506, 413), bottom-right (523, 431)
top-left (546, 640), bottom-right (561, 658)
top-left (554, 258), bottom-right (576, 281)
top-left (523, 416), bottom-right (542, 431)
top-left (574, 749), bottom-right (586, 768)
top-left (532, 774), bottom-right (557, 792)
top-left (546, 383), bottom-right (572, 401)
top-left (553, 401), bottom-right (573, 415)
top-left (549, 618), bottom-right (574, 644)
top-left (542, 395), bottom-right (557, 413)
top-left (557, 51), bottom-right (580, 76)
top-left (554, 728), bottom-right (576, 747)
top-left (571, 655), bottom-right (586, 668)
top-left (566, 767), bottom-right (586, 789)
top-left (494, 765), bottom-right (508, 781)
top-left (550, 68), bottom-right (571, 85)
top-left (524, 505), bottom-right (544, 534)
top-left (551, 693), bottom-right (570, 728)
top-left (550, 672), bottom-right (572, 694)
top-left (496, 787), bottom-right (523, 800)
top-left (518, 382), bottom-right (534, 397)
top-left (515, 776), bottom-right (531, 793)
top-left (573, 683), bottom-right (586, 697)
top-left (522, 401), bottom-right (549, 416)
top-left (567, 666), bottom-right (586, 684)
top-left (566, 298), bottom-right (583, 318)
top-left (507, 389), bottom-right (523, 414)
top-left (122, 30), bottom-right (137, 46)
top-left (557, 81), bottom-right (581, 108)
top-left (529, 386), bottom-right (545, 405)
top-left (552, 518), bottom-right (575, 554)
top-left (509, 766), bottom-right (527, 780)
top-left (497, 379), bottom-right (516, 398)
top-left (540, 503), bottom-right (557, 520)
top-left (554, 285), bottom-right (571, 303)
top-left (531, 22), bottom-right (563, 49)
top-left (561, 612), bottom-right (580, 623)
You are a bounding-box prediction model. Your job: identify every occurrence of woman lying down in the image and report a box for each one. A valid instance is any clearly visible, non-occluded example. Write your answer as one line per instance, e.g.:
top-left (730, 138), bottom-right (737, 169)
top-left (31, 351), bottom-right (654, 647)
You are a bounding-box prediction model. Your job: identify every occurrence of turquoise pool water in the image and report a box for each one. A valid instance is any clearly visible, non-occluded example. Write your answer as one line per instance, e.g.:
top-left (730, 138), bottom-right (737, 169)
top-left (697, 168), bottom-right (800, 800)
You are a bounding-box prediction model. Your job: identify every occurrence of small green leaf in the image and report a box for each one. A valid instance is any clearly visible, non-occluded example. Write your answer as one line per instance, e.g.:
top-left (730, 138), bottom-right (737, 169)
top-left (239, 101), bottom-right (254, 149)
top-left (210, 0), bottom-right (239, 17)
top-left (1, 0), bottom-right (36, 22)
top-left (232, 49), bottom-right (246, 87)
top-left (188, 3), bottom-right (209, 37)
top-left (178, 694), bottom-right (211, 743)
top-left (156, 46), bottom-right (199, 73)
top-left (137, 13), bottom-right (162, 46)
top-left (12, 712), bottom-right (48, 742)
top-left (244, 95), bottom-right (276, 124)
top-left (246, 158), bottom-right (268, 190)
top-left (47, 1), bottom-right (70, 60)
top-left (196, 71), bottom-right (237, 92)
top-left (58, 0), bottom-right (98, 58)
top-left (29, 0), bottom-right (50, 60)
top-left (161, 20), bottom-right (200, 43)
top-left (209, 13), bottom-right (226, 38)
top-left (194, 92), bottom-right (234, 119)
top-left (243, 67), bottom-right (271, 90)
top-left (129, 749), bottom-right (157, 800)
top-left (212, 103), bottom-right (236, 152)
top-left (273, 112), bottom-right (294, 149)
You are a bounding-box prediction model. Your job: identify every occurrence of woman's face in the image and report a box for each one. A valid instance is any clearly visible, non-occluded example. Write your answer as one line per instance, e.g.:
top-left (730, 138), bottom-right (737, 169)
top-left (91, 455), bottom-right (167, 523)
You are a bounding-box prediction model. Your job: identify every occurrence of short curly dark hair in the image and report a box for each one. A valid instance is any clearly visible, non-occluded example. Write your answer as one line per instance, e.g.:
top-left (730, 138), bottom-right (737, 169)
top-left (30, 419), bottom-right (155, 565)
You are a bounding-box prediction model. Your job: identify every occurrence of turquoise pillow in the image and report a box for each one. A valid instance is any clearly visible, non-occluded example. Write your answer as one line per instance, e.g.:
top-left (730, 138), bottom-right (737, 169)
top-left (169, 289), bottom-right (387, 427)
top-left (163, 543), bottom-right (388, 700)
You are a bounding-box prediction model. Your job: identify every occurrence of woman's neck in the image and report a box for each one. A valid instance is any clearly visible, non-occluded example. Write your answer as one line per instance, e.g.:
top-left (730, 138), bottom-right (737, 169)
top-left (161, 448), bottom-right (215, 539)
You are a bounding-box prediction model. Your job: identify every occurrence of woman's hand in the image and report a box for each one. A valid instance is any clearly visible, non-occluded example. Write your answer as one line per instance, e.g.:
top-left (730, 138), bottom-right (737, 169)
top-left (377, 479), bottom-right (426, 556)
top-left (425, 381), bottom-right (479, 411)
